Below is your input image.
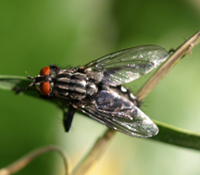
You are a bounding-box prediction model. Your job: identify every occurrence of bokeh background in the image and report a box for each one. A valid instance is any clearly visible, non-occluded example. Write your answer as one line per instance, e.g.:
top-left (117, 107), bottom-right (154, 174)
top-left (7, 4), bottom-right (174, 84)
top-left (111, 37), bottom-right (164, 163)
top-left (1, 0), bottom-right (200, 175)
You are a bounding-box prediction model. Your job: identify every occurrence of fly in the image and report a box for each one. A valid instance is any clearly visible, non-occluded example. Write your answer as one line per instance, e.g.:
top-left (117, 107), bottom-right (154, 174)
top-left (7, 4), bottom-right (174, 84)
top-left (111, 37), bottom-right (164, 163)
top-left (15, 45), bottom-right (169, 138)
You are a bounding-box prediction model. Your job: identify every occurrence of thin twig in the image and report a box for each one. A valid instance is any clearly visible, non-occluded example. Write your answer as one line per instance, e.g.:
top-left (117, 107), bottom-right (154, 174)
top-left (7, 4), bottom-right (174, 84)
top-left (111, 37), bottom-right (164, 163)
top-left (137, 31), bottom-right (200, 101)
top-left (71, 30), bottom-right (200, 175)
top-left (0, 145), bottom-right (70, 175)
top-left (72, 128), bottom-right (116, 175)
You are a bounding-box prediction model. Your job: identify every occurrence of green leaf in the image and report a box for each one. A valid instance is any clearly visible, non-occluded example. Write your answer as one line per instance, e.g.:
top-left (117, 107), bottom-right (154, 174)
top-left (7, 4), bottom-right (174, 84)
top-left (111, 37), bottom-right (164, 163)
top-left (1, 75), bottom-right (200, 151)
top-left (0, 75), bottom-right (30, 90)
top-left (151, 120), bottom-right (200, 151)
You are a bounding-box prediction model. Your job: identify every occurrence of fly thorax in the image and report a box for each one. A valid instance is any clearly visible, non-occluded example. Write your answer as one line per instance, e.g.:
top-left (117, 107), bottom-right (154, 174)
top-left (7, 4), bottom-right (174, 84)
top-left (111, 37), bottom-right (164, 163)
top-left (86, 81), bottom-right (98, 96)
top-left (53, 71), bottom-right (88, 100)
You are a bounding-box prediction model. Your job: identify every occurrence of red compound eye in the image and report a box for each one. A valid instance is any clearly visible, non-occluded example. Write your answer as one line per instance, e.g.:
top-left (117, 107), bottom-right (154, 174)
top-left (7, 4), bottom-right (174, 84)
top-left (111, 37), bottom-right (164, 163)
top-left (40, 82), bottom-right (51, 95)
top-left (40, 66), bottom-right (50, 75)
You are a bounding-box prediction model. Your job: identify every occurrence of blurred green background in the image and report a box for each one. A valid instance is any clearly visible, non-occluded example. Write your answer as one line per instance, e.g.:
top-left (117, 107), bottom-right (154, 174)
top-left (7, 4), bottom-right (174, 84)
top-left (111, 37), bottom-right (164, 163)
top-left (1, 0), bottom-right (200, 175)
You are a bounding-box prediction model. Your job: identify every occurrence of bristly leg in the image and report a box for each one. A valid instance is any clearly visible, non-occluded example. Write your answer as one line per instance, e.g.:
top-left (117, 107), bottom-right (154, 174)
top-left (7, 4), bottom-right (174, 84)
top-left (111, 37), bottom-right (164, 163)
top-left (13, 76), bottom-right (35, 94)
top-left (63, 105), bottom-right (76, 132)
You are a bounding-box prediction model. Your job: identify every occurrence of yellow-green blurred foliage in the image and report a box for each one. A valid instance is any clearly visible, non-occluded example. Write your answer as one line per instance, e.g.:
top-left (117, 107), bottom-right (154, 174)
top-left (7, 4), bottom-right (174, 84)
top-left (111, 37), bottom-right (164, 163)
top-left (1, 0), bottom-right (200, 175)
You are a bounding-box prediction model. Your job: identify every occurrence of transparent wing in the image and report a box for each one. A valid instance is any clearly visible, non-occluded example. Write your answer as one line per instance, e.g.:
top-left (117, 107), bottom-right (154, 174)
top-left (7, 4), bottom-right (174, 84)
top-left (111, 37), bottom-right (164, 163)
top-left (75, 89), bottom-right (158, 138)
top-left (83, 45), bottom-right (169, 86)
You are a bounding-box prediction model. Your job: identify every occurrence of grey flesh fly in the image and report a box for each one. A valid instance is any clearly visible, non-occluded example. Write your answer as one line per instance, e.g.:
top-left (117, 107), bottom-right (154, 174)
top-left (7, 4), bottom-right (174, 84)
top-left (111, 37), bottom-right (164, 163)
top-left (16, 45), bottom-right (169, 138)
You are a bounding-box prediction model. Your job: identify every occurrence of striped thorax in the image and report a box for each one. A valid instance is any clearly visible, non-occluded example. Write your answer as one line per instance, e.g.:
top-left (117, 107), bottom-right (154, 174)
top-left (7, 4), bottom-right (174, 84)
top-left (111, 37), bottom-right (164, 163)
top-left (53, 69), bottom-right (98, 100)
top-left (34, 66), bottom-right (98, 101)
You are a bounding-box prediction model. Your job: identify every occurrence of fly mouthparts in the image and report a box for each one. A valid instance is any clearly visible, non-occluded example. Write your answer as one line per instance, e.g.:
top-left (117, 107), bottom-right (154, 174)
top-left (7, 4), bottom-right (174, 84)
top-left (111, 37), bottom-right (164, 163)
top-left (27, 75), bottom-right (35, 80)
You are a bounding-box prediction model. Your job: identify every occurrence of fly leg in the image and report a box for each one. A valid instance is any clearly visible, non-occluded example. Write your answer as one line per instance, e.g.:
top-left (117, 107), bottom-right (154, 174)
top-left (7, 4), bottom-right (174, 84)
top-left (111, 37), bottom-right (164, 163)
top-left (63, 105), bottom-right (76, 132)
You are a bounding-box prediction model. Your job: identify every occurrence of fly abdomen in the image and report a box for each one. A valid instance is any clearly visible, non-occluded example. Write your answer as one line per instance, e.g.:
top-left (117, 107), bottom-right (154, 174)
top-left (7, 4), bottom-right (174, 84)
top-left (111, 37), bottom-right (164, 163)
top-left (116, 85), bottom-right (140, 107)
